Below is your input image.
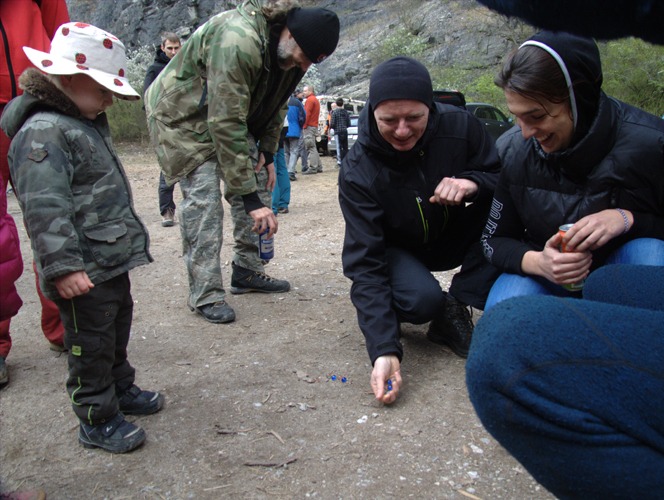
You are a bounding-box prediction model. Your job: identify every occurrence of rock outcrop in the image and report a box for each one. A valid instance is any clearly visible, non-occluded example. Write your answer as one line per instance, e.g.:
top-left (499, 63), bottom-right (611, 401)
top-left (66, 0), bottom-right (531, 99)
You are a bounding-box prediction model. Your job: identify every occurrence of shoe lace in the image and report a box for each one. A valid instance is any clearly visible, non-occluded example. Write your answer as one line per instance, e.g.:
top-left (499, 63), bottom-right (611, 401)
top-left (253, 270), bottom-right (276, 283)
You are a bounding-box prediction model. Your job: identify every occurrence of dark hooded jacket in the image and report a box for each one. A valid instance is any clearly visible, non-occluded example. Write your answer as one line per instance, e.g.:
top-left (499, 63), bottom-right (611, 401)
top-left (482, 31), bottom-right (664, 275)
top-left (339, 101), bottom-right (500, 364)
top-left (143, 48), bottom-right (171, 96)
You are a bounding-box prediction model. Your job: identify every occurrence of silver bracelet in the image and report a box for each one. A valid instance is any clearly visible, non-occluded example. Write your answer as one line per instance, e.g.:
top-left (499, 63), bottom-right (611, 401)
top-left (616, 208), bottom-right (630, 234)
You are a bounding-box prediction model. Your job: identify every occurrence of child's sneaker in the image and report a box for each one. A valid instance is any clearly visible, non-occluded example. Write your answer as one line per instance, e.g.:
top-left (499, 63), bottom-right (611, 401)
top-left (118, 384), bottom-right (164, 415)
top-left (79, 413), bottom-right (145, 453)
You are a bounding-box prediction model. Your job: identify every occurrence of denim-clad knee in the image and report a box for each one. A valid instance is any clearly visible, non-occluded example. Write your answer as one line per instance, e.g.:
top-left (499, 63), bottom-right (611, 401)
top-left (605, 237), bottom-right (664, 265)
top-left (485, 237), bottom-right (664, 312)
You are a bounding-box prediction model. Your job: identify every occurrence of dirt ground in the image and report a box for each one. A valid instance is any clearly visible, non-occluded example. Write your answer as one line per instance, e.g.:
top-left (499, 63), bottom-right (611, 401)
top-left (0, 143), bottom-right (553, 499)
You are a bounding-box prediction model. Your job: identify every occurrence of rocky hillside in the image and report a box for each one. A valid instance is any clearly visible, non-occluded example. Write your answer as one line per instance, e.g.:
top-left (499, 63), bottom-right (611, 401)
top-left (65, 0), bottom-right (532, 99)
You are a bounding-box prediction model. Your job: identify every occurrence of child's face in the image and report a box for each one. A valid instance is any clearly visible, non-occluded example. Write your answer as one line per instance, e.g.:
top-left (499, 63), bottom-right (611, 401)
top-left (61, 74), bottom-right (115, 120)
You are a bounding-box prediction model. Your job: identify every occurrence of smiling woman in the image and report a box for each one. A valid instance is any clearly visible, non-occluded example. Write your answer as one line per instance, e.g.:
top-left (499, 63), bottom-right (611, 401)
top-left (481, 30), bottom-right (664, 311)
top-left (503, 91), bottom-right (571, 153)
top-left (373, 100), bottom-right (430, 152)
top-left (338, 56), bottom-right (502, 406)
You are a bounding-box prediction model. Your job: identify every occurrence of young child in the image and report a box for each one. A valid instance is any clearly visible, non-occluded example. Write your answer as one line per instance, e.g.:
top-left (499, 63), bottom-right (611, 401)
top-left (0, 22), bottom-right (164, 454)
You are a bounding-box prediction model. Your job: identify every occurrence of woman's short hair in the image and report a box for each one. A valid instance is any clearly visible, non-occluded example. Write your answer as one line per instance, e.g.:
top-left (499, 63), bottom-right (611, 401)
top-left (495, 46), bottom-right (569, 107)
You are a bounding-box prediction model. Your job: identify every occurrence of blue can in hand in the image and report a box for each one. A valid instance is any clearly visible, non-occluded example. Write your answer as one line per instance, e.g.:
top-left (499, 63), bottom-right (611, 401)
top-left (259, 228), bottom-right (274, 261)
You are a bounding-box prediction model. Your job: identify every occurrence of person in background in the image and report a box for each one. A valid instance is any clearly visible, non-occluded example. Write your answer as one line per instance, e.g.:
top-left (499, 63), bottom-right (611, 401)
top-left (0, 182), bottom-right (23, 388)
top-left (143, 32), bottom-right (181, 227)
top-left (339, 56), bottom-right (501, 405)
top-left (301, 83), bottom-right (322, 174)
top-left (329, 97), bottom-right (350, 167)
top-left (0, 0), bottom-right (69, 356)
top-left (324, 101), bottom-right (336, 139)
top-left (285, 89), bottom-right (305, 181)
top-left (145, 1), bottom-right (340, 324)
top-left (294, 88), bottom-right (309, 173)
top-left (467, 4), bottom-right (664, 495)
top-left (271, 118), bottom-right (290, 214)
top-left (480, 31), bottom-right (664, 312)
top-left (1, 22), bottom-right (164, 454)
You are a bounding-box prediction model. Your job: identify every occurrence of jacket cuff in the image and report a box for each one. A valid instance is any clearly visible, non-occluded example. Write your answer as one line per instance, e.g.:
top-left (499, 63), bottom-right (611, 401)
top-left (370, 341), bottom-right (404, 365)
top-left (241, 191), bottom-right (263, 213)
top-left (261, 151), bottom-right (274, 166)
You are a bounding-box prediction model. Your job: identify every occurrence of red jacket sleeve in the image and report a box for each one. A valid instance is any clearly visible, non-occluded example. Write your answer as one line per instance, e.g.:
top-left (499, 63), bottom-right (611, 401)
top-left (39, 0), bottom-right (70, 39)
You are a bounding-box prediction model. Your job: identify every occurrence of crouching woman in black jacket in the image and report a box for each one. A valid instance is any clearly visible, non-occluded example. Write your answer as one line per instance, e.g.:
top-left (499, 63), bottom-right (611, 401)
top-left (482, 31), bottom-right (664, 310)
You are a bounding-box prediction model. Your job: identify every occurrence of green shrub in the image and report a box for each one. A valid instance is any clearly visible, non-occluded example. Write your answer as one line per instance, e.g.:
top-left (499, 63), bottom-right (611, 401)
top-left (599, 38), bottom-right (664, 116)
top-left (107, 99), bottom-right (149, 143)
top-left (430, 65), bottom-right (508, 113)
top-left (107, 45), bottom-right (152, 143)
top-left (372, 25), bottom-right (429, 65)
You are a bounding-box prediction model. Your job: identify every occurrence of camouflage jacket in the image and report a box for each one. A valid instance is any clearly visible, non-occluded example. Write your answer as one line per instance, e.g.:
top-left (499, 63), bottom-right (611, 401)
top-left (0, 69), bottom-right (152, 301)
top-left (145, 0), bottom-right (304, 193)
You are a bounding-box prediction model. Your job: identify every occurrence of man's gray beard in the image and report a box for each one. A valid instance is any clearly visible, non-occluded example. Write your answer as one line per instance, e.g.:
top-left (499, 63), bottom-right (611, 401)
top-left (277, 39), bottom-right (296, 70)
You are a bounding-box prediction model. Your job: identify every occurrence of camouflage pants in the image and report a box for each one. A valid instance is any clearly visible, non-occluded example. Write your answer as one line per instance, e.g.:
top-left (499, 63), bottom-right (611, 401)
top-left (177, 136), bottom-right (270, 308)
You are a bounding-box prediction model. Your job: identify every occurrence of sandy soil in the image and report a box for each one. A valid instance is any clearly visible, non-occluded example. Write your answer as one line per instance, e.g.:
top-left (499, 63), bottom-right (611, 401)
top-left (0, 142), bottom-right (553, 499)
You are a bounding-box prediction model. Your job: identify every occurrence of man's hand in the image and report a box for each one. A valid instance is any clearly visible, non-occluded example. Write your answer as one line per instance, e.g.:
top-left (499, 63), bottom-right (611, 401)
top-left (371, 355), bottom-right (402, 405)
top-left (429, 177), bottom-right (478, 206)
top-left (55, 271), bottom-right (94, 299)
top-left (265, 162), bottom-right (276, 192)
top-left (256, 152), bottom-right (276, 192)
top-left (249, 206), bottom-right (278, 238)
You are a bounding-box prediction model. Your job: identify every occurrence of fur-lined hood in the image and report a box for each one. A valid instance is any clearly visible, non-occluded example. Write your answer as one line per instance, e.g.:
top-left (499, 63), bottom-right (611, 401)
top-left (0, 68), bottom-right (82, 139)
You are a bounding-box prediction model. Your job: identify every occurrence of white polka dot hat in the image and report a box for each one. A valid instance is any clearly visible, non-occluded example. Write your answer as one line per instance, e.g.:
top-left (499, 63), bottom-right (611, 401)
top-left (23, 22), bottom-right (140, 101)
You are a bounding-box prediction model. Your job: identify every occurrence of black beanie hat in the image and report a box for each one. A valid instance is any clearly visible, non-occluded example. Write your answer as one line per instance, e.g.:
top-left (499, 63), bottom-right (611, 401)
top-left (287, 8), bottom-right (340, 64)
top-left (369, 56), bottom-right (433, 108)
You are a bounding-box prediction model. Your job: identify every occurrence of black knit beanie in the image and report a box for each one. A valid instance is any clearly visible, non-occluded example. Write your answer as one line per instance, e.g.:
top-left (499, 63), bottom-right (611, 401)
top-left (287, 8), bottom-right (340, 64)
top-left (369, 56), bottom-right (433, 108)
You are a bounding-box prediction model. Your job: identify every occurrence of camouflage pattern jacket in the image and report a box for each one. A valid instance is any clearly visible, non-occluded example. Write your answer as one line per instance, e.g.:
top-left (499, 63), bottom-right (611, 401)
top-left (145, 0), bottom-right (304, 194)
top-left (0, 69), bottom-right (152, 301)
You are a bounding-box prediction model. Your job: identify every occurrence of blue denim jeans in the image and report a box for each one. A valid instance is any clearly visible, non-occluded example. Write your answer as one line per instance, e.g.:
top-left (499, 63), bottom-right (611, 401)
top-left (467, 265), bottom-right (664, 498)
top-left (485, 238), bottom-right (664, 311)
top-left (271, 147), bottom-right (290, 213)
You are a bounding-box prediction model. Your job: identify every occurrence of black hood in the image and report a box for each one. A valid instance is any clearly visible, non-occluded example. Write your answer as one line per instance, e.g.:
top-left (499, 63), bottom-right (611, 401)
top-left (522, 31), bottom-right (603, 144)
top-left (153, 48), bottom-right (171, 65)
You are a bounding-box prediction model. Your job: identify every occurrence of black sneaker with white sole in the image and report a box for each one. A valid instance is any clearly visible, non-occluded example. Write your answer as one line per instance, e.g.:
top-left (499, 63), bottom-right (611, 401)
top-left (118, 384), bottom-right (165, 415)
top-left (79, 412), bottom-right (146, 453)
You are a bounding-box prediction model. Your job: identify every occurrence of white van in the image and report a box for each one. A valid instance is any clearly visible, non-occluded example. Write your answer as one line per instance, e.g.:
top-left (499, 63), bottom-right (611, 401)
top-left (316, 95), bottom-right (365, 155)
